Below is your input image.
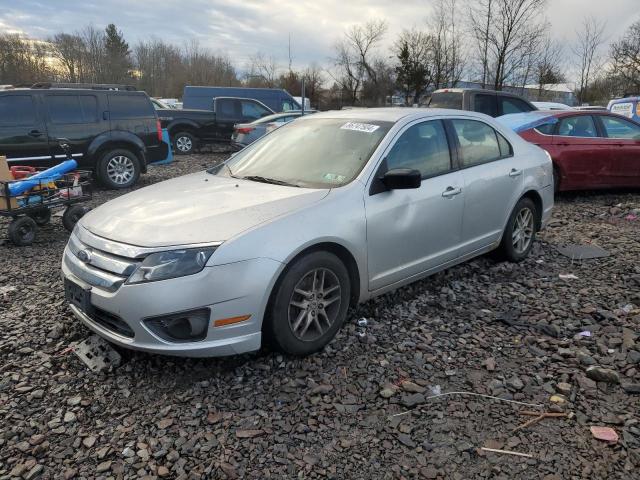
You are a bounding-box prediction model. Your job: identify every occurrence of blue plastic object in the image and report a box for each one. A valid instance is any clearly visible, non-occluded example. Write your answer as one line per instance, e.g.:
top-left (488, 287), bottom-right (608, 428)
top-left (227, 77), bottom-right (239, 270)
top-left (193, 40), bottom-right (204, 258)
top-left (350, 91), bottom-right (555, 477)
top-left (8, 159), bottom-right (77, 196)
top-left (496, 112), bottom-right (559, 133)
top-left (149, 129), bottom-right (174, 165)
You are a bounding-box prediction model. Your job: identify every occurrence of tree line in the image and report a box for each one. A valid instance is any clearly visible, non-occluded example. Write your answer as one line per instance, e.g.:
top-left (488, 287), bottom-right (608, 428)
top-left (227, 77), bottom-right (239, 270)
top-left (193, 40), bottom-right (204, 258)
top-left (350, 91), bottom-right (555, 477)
top-left (0, 0), bottom-right (639, 109)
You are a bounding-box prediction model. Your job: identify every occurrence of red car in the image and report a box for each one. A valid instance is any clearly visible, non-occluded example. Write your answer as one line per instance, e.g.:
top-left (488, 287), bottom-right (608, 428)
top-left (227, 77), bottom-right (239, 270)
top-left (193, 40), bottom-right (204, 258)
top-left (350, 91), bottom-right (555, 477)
top-left (518, 111), bottom-right (640, 191)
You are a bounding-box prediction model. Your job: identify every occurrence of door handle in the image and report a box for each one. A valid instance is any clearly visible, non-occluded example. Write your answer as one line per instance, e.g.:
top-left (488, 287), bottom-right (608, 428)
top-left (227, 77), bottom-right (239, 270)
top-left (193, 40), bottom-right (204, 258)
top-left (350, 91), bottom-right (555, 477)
top-left (442, 186), bottom-right (462, 198)
top-left (28, 129), bottom-right (44, 137)
top-left (509, 168), bottom-right (523, 177)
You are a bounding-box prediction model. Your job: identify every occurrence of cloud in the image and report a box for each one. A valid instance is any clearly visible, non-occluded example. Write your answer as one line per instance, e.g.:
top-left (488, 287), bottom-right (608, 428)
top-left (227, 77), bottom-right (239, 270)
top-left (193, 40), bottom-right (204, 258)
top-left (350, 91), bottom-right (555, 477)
top-left (1, 0), bottom-right (638, 75)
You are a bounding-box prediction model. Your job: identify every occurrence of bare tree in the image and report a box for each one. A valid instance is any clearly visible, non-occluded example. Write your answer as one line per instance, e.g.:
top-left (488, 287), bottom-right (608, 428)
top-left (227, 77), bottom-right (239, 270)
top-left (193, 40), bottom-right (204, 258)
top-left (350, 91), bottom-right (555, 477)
top-left (469, 0), bottom-right (494, 88)
top-left (610, 19), bottom-right (640, 95)
top-left (246, 52), bottom-right (279, 87)
top-left (430, 0), bottom-right (465, 89)
top-left (0, 34), bottom-right (53, 84)
top-left (572, 16), bottom-right (606, 104)
top-left (50, 33), bottom-right (88, 82)
top-left (533, 34), bottom-right (565, 98)
top-left (330, 19), bottom-right (388, 105)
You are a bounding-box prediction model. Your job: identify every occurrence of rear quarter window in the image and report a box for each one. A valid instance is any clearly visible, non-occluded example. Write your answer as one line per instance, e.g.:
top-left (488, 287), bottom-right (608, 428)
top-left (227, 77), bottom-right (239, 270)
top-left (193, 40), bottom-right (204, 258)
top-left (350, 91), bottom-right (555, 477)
top-left (428, 92), bottom-right (463, 109)
top-left (535, 123), bottom-right (555, 135)
top-left (108, 94), bottom-right (154, 119)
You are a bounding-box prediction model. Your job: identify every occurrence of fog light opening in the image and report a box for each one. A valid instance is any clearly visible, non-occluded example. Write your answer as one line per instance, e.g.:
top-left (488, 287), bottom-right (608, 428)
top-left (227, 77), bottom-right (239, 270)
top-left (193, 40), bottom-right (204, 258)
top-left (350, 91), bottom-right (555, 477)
top-left (144, 308), bottom-right (210, 342)
top-left (213, 314), bottom-right (251, 327)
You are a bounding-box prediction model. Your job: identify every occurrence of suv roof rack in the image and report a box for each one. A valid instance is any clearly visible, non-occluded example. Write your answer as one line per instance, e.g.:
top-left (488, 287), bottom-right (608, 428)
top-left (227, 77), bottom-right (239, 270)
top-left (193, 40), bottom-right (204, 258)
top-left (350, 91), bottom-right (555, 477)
top-left (31, 82), bottom-right (137, 91)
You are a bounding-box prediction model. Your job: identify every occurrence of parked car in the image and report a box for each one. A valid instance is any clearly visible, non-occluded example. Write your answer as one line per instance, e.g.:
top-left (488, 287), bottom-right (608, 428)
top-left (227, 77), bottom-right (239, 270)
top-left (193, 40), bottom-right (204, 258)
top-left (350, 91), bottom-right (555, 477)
top-left (427, 88), bottom-right (537, 117)
top-left (183, 86), bottom-right (300, 112)
top-left (512, 110), bottom-right (640, 191)
top-left (62, 108), bottom-right (553, 357)
top-left (231, 111), bottom-right (315, 148)
top-left (153, 96), bottom-right (274, 154)
top-left (574, 106), bottom-right (608, 111)
top-left (608, 96), bottom-right (640, 122)
top-left (532, 101), bottom-right (574, 111)
top-left (0, 83), bottom-right (166, 189)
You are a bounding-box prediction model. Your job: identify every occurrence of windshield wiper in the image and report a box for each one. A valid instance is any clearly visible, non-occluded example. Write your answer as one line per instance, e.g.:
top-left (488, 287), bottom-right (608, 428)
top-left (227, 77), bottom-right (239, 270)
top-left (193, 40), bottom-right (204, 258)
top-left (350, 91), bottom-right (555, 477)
top-left (240, 175), bottom-right (300, 187)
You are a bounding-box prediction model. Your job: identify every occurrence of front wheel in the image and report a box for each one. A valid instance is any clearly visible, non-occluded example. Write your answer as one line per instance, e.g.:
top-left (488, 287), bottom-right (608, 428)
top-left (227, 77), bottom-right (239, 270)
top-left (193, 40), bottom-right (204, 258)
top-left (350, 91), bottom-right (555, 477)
top-left (499, 197), bottom-right (537, 262)
top-left (265, 251), bottom-right (351, 356)
top-left (8, 216), bottom-right (37, 246)
top-left (97, 149), bottom-right (140, 189)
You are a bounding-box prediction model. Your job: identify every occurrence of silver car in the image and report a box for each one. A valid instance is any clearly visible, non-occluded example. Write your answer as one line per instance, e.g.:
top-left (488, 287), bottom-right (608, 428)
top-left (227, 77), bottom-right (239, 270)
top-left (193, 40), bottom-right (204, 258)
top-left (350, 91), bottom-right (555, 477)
top-left (61, 109), bottom-right (553, 357)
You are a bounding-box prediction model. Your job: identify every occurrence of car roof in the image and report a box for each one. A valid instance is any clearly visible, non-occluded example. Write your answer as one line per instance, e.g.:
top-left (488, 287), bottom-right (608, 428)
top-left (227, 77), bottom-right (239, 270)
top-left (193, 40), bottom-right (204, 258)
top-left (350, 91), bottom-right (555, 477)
top-left (307, 107), bottom-right (494, 123)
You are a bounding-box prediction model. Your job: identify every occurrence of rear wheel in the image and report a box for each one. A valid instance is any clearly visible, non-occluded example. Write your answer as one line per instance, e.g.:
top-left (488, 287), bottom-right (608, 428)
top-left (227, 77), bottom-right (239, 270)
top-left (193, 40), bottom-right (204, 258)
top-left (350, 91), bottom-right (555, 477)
top-left (62, 205), bottom-right (87, 232)
top-left (265, 251), bottom-right (351, 356)
top-left (173, 132), bottom-right (196, 155)
top-left (499, 197), bottom-right (537, 262)
top-left (8, 216), bottom-right (37, 246)
top-left (97, 149), bottom-right (140, 189)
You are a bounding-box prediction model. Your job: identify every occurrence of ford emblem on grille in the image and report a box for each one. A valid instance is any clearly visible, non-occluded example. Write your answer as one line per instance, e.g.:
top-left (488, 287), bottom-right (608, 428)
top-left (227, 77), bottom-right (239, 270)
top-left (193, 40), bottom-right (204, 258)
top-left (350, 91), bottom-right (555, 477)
top-left (77, 249), bottom-right (92, 263)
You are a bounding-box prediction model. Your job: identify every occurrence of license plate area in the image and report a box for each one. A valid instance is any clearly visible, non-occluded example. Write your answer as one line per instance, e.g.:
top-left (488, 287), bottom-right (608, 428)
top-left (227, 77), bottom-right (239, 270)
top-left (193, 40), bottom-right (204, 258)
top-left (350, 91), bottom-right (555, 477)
top-left (65, 278), bottom-right (93, 314)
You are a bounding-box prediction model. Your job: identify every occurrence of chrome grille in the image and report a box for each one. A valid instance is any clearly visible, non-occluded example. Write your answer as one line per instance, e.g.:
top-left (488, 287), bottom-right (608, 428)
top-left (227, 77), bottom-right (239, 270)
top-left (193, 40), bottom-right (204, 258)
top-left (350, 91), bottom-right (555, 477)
top-left (64, 231), bottom-right (141, 291)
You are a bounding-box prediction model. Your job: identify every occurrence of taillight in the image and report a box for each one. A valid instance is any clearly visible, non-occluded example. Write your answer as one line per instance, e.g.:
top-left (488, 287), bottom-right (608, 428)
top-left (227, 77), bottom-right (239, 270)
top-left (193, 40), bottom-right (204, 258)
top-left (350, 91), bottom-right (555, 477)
top-left (156, 119), bottom-right (162, 141)
top-left (235, 127), bottom-right (254, 135)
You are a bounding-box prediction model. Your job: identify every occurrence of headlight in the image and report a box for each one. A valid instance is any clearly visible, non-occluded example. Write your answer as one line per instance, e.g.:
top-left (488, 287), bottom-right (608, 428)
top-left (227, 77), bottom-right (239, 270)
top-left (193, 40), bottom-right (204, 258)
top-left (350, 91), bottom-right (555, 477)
top-left (128, 247), bottom-right (216, 284)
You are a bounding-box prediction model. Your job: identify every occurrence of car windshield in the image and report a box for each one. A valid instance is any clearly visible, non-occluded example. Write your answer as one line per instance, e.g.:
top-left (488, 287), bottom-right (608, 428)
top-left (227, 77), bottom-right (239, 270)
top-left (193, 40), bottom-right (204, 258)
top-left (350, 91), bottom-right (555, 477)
top-left (210, 118), bottom-right (393, 188)
top-left (428, 92), bottom-right (463, 109)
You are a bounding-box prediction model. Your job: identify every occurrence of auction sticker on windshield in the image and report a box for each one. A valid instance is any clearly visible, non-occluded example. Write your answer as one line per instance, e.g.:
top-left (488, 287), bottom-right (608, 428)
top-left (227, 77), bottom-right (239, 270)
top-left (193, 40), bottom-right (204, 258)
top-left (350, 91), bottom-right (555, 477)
top-left (341, 122), bottom-right (380, 133)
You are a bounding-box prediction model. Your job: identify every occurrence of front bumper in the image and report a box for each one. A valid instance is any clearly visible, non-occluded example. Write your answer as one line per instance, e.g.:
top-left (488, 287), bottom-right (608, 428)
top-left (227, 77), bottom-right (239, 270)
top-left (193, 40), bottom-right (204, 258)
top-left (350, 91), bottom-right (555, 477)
top-left (62, 245), bottom-right (282, 357)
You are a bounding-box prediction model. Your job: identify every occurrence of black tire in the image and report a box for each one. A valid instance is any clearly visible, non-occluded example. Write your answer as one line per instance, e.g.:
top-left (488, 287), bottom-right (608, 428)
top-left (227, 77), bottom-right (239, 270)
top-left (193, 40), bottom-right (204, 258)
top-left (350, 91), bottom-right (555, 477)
top-left (265, 251), bottom-right (351, 356)
top-left (173, 131), bottom-right (196, 155)
top-left (62, 205), bottom-right (87, 232)
top-left (97, 149), bottom-right (140, 189)
top-left (8, 216), bottom-right (37, 246)
top-left (28, 207), bottom-right (51, 226)
top-left (499, 197), bottom-right (537, 262)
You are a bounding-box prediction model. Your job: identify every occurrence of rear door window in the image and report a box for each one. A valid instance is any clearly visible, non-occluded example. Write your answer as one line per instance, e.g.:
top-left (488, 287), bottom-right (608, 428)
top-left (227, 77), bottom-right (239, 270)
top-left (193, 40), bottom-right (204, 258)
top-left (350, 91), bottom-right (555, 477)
top-left (108, 94), bottom-right (154, 119)
top-left (557, 116), bottom-right (598, 137)
top-left (47, 95), bottom-right (83, 124)
top-left (216, 98), bottom-right (238, 118)
top-left (600, 116), bottom-right (640, 139)
top-left (0, 95), bottom-right (36, 126)
top-left (499, 96), bottom-right (535, 115)
top-left (385, 120), bottom-right (452, 178)
top-left (451, 119), bottom-right (502, 167)
top-left (79, 95), bottom-right (98, 122)
top-left (474, 94), bottom-right (497, 116)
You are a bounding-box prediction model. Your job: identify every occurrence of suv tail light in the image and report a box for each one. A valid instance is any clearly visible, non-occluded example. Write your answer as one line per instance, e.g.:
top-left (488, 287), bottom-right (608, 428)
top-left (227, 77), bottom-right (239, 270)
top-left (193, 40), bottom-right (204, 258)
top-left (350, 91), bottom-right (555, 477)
top-left (235, 127), bottom-right (254, 135)
top-left (156, 119), bottom-right (162, 141)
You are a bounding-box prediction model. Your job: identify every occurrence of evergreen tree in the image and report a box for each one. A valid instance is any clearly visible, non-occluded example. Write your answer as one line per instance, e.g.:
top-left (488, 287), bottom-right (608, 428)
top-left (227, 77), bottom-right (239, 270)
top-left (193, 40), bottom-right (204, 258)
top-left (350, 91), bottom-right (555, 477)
top-left (104, 23), bottom-right (131, 83)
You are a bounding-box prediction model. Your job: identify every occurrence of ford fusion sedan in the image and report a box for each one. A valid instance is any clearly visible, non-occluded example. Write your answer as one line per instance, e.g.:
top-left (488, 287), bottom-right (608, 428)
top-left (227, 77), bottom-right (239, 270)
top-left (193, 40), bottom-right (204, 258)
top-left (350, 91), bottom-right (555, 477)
top-left (515, 110), bottom-right (640, 191)
top-left (62, 108), bottom-right (554, 357)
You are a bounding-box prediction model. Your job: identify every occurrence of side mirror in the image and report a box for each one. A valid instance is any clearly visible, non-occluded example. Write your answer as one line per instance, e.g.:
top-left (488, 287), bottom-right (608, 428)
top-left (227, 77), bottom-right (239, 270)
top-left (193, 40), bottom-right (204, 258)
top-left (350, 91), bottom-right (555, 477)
top-left (381, 168), bottom-right (421, 190)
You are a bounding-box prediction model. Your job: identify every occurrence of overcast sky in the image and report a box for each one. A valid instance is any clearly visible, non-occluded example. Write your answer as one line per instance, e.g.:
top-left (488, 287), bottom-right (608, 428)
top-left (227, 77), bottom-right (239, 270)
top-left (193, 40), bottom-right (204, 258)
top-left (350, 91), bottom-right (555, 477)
top-left (1, 0), bottom-right (639, 74)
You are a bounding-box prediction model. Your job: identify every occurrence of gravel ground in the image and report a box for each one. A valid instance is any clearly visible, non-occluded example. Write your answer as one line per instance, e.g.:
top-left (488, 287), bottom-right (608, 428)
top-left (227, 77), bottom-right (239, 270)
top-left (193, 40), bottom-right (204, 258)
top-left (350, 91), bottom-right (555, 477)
top-left (1, 153), bottom-right (639, 480)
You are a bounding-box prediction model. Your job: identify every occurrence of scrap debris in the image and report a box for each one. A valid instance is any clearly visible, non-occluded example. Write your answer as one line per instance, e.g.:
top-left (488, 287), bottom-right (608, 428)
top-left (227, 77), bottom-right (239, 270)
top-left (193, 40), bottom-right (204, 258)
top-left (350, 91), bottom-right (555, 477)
top-left (479, 447), bottom-right (533, 459)
top-left (73, 335), bottom-right (121, 372)
top-left (590, 426), bottom-right (619, 443)
top-left (556, 244), bottom-right (610, 260)
top-left (512, 411), bottom-right (569, 432)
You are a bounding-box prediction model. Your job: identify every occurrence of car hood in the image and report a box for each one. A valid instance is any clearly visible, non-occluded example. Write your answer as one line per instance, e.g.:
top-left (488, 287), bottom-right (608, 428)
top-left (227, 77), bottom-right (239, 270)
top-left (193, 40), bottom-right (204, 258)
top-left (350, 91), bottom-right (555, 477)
top-left (80, 171), bottom-right (329, 247)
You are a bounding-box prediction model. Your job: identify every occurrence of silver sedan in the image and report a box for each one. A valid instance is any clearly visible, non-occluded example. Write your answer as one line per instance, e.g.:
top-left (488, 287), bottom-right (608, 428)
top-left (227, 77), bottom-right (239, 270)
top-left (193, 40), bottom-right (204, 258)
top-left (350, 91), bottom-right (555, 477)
top-left (61, 108), bottom-right (554, 357)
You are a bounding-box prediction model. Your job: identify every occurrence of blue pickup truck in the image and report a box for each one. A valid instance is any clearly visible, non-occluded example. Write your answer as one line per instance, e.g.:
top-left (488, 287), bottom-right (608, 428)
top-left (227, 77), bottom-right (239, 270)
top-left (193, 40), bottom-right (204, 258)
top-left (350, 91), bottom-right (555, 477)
top-left (183, 86), bottom-right (301, 113)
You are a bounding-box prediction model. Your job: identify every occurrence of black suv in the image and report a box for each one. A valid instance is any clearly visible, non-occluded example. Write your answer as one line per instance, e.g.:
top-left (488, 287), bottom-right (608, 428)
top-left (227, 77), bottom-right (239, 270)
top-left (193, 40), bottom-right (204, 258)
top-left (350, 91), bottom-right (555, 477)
top-left (0, 83), bottom-right (167, 189)
top-left (427, 88), bottom-right (537, 117)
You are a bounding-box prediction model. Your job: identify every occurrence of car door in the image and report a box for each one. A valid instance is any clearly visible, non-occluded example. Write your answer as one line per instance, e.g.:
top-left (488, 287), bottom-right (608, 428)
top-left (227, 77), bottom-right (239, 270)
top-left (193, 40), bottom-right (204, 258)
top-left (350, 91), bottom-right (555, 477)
top-left (214, 98), bottom-right (241, 141)
top-left (0, 93), bottom-right (51, 167)
top-left (552, 114), bottom-right (611, 188)
top-left (365, 119), bottom-right (464, 291)
top-left (448, 118), bottom-right (524, 254)
top-left (596, 115), bottom-right (640, 186)
top-left (43, 93), bottom-right (103, 168)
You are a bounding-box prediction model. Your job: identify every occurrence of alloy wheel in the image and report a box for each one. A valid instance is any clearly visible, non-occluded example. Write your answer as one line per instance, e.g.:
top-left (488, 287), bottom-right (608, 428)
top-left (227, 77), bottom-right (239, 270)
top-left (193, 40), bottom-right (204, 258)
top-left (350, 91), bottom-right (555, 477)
top-left (176, 136), bottom-right (192, 153)
top-left (288, 268), bottom-right (342, 342)
top-left (512, 207), bottom-right (534, 254)
top-left (106, 155), bottom-right (135, 185)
